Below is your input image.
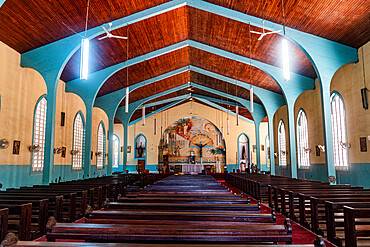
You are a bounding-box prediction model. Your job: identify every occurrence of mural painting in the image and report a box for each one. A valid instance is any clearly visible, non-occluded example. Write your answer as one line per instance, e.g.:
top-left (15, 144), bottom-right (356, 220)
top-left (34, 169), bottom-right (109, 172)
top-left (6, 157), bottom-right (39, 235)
top-left (158, 117), bottom-right (226, 173)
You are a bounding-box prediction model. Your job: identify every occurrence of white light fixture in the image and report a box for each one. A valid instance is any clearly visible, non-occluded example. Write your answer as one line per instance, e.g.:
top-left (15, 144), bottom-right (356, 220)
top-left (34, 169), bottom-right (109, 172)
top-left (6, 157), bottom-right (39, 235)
top-left (125, 87), bottom-right (129, 113)
top-left (142, 105), bottom-right (145, 126)
top-left (80, 38), bottom-right (89, 80)
top-left (282, 38), bottom-right (290, 81)
top-left (236, 105), bottom-right (239, 126)
top-left (250, 86), bottom-right (254, 113)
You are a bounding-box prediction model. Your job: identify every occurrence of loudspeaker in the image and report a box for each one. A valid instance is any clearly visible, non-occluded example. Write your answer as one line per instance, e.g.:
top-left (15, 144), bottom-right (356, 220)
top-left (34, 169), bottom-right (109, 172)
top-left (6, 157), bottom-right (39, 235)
top-left (361, 88), bottom-right (368, 110)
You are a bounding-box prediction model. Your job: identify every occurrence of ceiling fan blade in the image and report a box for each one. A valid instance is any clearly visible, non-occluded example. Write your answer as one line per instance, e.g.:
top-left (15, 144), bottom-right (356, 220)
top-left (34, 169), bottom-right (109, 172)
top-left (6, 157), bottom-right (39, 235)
top-left (266, 30), bottom-right (282, 35)
top-left (250, 30), bottom-right (262, 35)
top-left (98, 36), bottom-right (108, 40)
top-left (102, 26), bottom-right (110, 34)
top-left (111, 35), bottom-right (128, 39)
top-left (258, 34), bottom-right (265, 41)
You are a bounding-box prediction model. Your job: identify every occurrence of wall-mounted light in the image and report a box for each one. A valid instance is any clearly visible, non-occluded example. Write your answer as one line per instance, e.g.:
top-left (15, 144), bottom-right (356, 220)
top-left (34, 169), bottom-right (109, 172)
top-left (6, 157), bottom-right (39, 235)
top-left (29, 144), bottom-right (41, 153)
top-left (80, 39), bottom-right (89, 80)
top-left (318, 145), bottom-right (325, 152)
top-left (339, 141), bottom-right (351, 149)
top-left (54, 147), bottom-right (63, 154)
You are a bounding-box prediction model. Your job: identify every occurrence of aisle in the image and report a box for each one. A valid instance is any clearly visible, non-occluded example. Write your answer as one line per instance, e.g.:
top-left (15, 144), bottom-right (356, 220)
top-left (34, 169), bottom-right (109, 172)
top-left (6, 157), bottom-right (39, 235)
top-left (221, 181), bottom-right (336, 247)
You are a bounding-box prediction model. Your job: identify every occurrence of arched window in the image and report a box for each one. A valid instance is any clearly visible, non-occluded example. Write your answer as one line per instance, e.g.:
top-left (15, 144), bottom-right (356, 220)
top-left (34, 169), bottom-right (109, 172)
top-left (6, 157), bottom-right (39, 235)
top-left (238, 134), bottom-right (249, 172)
top-left (135, 134), bottom-right (146, 159)
top-left (297, 109), bottom-right (310, 168)
top-left (331, 92), bottom-right (349, 169)
top-left (278, 120), bottom-right (287, 167)
top-left (32, 96), bottom-right (47, 172)
top-left (113, 135), bottom-right (120, 168)
top-left (97, 122), bottom-right (106, 169)
top-left (72, 112), bottom-right (85, 170)
top-left (265, 135), bottom-right (270, 168)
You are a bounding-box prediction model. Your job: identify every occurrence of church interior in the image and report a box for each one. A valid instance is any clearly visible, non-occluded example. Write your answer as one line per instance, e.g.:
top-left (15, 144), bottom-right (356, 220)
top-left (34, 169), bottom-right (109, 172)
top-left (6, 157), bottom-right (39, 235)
top-left (0, 0), bottom-right (369, 246)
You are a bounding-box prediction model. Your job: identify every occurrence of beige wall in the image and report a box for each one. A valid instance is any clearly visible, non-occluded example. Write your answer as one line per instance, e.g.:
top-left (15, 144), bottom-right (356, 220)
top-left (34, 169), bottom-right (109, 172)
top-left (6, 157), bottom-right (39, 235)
top-left (293, 78), bottom-right (325, 164)
top-left (54, 82), bottom-right (86, 166)
top-left (273, 105), bottom-right (290, 165)
top-left (274, 41), bottom-right (370, 167)
top-left (91, 107), bottom-right (109, 167)
top-left (0, 41), bottom-right (47, 165)
top-left (0, 40), bottom-right (109, 173)
top-left (115, 101), bottom-right (268, 167)
top-left (330, 42), bottom-right (370, 164)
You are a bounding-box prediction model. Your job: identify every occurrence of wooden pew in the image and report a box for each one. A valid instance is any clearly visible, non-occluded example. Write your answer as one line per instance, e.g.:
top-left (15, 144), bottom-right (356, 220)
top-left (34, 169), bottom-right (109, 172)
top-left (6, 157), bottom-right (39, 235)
top-left (0, 199), bottom-right (48, 239)
top-left (0, 208), bottom-right (8, 243)
top-left (0, 194), bottom-right (63, 223)
top-left (46, 220), bottom-right (292, 244)
top-left (86, 210), bottom-right (276, 223)
top-left (0, 203), bottom-right (32, 240)
top-left (11, 239), bottom-right (325, 247)
top-left (104, 202), bottom-right (260, 213)
top-left (116, 196), bottom-right (251, 204)
top-left (344, 206), bottom-right (370, 247)
top-left (325, 201), bottom-right (370, 247)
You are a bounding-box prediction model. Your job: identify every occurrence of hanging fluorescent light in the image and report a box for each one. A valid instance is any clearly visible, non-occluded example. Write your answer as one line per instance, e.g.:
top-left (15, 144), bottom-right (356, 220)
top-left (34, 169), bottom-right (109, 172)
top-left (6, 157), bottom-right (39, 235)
top-left (282, 38), bottom-right (290, 81)
top-left (80, 39), bottom-right (89, 80)
top-left (236, 105), bottom-right (239, 126)
top-left (227, 118), bottom-right (230, 135)
top-left (125, 87), bottom-right (129, 113)
top-left (154, 119), bottom-right (157, 135)
top-left (142, 105), bottom-right (145, 126)
top-left (250, 86), bottom-right (254, 113)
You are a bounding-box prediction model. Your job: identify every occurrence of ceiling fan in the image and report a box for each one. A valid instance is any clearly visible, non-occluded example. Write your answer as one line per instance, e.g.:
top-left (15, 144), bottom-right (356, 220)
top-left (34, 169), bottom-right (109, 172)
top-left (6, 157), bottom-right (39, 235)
top-left (250, 20), bottom-right (282, 40)
top-left (99, 23), bottom-right (128, 40)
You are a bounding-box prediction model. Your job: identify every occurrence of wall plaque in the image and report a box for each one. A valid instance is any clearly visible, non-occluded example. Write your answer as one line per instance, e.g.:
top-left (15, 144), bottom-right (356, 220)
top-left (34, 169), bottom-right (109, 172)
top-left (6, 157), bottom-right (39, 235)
top-left (360, 137), bottom-right (367, 152)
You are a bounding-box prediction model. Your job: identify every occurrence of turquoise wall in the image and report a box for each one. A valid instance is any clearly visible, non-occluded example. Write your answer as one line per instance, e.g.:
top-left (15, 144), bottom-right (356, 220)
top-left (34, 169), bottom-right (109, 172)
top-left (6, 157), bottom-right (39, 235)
top-left (274, 163), bottom-right (370, 189)
top-left (0, 164), bottom-right (109, 190)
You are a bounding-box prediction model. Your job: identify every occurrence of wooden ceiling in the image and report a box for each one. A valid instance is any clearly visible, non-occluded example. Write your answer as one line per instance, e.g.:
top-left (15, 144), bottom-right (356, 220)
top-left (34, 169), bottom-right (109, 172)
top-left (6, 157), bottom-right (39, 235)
top-left (1, 0), bottom-right (369, 120)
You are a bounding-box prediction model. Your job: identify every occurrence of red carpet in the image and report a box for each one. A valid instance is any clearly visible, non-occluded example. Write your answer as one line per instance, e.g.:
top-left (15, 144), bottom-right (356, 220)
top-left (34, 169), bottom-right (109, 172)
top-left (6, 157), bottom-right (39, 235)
top-left (221, 181), bottom-right (336, 247)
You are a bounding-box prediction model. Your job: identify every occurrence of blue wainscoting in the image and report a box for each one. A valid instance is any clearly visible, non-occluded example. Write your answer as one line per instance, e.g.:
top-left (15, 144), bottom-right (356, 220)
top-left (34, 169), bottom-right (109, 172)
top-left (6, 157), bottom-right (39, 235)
top-left (275, 163), bottom-right (292, 177)
top-left (297, 163), bottom-right (328, 182)
top-left (0, 165), bottom-right (42, 190)
top-left (337, 163), bottom-right (370, 189)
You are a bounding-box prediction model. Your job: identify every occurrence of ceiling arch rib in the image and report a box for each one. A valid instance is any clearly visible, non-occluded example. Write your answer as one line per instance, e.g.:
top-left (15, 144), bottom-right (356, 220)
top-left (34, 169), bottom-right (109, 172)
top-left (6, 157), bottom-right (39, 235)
top-left (68, 40), bottom-right (313, 123)
top-left (115, 80), bottom-right (266, 127)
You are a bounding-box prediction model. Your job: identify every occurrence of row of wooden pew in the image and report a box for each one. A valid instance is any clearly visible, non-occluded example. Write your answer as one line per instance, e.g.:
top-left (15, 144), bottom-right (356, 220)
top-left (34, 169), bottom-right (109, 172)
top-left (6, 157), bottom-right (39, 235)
top-left (34, 174), bottom-right (328, 246)
top-left (226, 173), bottom-right (370, 247)
top-left (0, 174), bottom-right (140, 242)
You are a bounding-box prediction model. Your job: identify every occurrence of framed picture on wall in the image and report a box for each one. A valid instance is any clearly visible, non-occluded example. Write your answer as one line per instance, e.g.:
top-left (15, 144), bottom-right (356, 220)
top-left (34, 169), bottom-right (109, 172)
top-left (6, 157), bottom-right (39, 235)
top-left (127, 146), bottom-right (131, 153)
top-left (61, 147), bottom-right (66, 158)
top-left (61, 112), bottom-right (65, 126)
top-left (13, 140), bottom-right (20, 155)
top-left (360, 137), bottom-right (367, 152)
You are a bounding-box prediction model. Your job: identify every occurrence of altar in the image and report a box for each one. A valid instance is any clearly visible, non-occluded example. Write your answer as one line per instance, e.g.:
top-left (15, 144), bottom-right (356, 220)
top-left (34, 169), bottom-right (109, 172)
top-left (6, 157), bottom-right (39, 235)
top-left (181, 164), bottom-right (203, 174)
